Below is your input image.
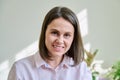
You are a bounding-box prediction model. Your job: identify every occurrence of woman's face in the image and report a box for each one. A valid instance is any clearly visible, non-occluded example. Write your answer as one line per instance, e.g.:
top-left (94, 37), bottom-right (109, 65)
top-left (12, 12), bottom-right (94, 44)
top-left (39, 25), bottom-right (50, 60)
top-left (45, 17), bottom-right (74, 58)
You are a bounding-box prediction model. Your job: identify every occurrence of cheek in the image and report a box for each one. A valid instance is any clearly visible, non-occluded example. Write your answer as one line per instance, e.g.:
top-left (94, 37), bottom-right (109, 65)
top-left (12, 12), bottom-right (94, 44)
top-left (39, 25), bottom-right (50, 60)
top-left (69, 40), bottom-right (73, 46)
top-left (45, 34), bottom-right (49, 46)
top-left (45, 35), bottom-right (54, 45)
top-left (66, 39), bottom-right (74, 48)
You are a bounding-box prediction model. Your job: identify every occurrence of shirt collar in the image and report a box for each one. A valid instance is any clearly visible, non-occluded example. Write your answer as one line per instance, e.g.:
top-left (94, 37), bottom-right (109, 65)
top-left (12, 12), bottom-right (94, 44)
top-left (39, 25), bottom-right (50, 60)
top-left (34, 51), bottom-right (46, 68)
top-left (60, 55), bottom-right (74, 68)
top-left (34, 51), bottom-right (74, 69)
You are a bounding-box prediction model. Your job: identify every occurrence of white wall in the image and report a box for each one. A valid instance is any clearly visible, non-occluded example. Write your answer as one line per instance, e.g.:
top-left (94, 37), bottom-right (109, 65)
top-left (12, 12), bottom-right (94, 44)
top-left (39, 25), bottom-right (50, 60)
top-left (0, 0), bottom-right (120, 80)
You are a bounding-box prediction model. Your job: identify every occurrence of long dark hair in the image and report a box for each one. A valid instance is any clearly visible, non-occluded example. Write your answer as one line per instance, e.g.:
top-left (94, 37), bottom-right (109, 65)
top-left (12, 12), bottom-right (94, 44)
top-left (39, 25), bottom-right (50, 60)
top-left (39, 6), bottom-right (84, 66)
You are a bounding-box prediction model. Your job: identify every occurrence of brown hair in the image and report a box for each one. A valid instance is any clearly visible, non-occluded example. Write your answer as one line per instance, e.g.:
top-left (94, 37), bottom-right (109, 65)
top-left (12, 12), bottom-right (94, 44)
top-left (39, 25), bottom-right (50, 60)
top-left (39, 6), bottom-right (84, 66)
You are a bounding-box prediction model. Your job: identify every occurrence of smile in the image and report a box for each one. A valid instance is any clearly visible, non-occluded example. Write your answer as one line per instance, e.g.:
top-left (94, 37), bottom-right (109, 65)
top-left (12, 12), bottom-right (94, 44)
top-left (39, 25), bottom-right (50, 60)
top-left (53, 45), bottom-right (64, 51)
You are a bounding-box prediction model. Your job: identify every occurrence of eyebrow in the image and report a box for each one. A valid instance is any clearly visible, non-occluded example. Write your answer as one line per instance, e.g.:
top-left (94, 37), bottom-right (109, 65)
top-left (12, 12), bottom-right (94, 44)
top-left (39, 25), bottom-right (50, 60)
top-left (50, 28), bottom-right (73, 34)
top-left (50, 29), bottom-right (59, 32)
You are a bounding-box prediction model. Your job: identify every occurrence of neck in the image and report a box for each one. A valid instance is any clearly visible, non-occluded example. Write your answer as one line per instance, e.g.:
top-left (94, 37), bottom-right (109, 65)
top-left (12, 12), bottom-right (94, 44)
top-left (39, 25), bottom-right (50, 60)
top-left (46, 56), bottom-right (64, 69)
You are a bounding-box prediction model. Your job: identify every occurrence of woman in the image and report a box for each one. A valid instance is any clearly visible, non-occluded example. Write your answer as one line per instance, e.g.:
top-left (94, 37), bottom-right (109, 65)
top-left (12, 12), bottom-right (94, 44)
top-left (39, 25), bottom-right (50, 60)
top-left (8, 6), bottom-right (92, 80)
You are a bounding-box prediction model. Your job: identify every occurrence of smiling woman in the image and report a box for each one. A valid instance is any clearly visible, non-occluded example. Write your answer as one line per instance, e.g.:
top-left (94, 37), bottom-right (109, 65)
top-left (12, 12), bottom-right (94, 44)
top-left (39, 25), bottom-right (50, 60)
top-left (45, 18), bottom-right (74, 57)
top-left (45, 17), bottom-right (74, 68)
top-left (8, 6), bottom-right (92, 80)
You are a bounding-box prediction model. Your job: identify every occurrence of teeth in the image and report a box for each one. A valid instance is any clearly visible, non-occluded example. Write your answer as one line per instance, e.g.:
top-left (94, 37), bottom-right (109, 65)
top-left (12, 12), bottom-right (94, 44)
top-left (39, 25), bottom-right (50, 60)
top-left (54, 45), bottom-right (57, 47)
top-left (53, 45), bottom-right (63, 48)
top-left (54, 45), bottom-right (60, 47)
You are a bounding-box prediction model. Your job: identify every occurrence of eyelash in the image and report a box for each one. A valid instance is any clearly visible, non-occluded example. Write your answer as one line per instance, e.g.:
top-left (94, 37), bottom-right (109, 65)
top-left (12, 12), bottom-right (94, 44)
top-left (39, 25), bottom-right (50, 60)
top-left (51, 31), bottom-right (71, 38)
top-left (51, 31), bottom-right (58, 34)
top-left (51, 31), bottom-right (58, 36)
top-left (64, 34), bottom-right (70, 37)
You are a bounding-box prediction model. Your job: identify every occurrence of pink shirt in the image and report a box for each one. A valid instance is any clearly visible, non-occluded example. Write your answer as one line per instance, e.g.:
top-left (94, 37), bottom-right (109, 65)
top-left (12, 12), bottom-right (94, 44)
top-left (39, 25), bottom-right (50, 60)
top-left (8, 51), bottom-right (92, 80)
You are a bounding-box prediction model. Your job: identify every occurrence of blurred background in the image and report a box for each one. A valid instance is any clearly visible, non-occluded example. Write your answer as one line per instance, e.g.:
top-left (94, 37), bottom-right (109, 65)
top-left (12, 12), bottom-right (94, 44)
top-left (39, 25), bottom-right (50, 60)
top-left (0, 0), bottom-right (120, 80)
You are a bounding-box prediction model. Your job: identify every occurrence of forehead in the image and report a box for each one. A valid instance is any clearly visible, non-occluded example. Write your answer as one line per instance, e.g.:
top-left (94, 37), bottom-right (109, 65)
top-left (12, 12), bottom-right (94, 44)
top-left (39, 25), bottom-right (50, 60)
top-left (47, 17), bottom-right (74, 33)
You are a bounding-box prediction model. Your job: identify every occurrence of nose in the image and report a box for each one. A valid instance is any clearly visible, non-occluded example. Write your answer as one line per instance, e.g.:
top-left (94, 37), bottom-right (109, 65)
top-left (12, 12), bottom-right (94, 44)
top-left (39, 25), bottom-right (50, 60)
top-left (56, 36), bottom-right (64, 44)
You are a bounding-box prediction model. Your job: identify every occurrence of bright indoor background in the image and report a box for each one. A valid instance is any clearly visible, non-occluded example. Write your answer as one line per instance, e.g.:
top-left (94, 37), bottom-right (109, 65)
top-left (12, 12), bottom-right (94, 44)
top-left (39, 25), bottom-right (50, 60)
top-left (0, 0), bottom-right (120, 80)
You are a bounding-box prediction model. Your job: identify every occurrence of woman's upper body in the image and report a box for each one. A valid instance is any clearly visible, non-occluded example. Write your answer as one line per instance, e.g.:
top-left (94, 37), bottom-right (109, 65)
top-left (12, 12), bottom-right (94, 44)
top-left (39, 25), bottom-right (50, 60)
top-left (8, 51), bottom-right (92, 80)
top-left (8, 6), bottom-right (92, 80)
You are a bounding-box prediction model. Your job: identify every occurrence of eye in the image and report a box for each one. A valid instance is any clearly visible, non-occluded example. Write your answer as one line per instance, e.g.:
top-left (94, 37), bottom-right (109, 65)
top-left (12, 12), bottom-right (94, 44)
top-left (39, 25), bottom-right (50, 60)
top-left (51, 31), bottom-right (58, 36)
top-left (64, 33), bottom-right (71, 38)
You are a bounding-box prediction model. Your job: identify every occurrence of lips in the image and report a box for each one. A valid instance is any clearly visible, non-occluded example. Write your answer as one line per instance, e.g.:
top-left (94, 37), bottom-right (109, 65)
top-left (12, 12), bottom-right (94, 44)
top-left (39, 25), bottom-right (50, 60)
top-left (52, 45), bottom-right (64, 52)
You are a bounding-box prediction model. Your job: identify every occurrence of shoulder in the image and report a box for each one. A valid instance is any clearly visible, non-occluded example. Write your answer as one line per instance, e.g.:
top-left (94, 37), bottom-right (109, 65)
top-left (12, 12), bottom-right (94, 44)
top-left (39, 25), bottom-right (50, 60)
top-left (8, 54), bottom-right (37, 80)
top-left (9, 54), bottom-right (35, 76)
top-left (63, 56), bottom-right (88, 68)
top-left (78, 61), bottom-right (92, 80)
top-left (13, 54), bottom-right (35, 70)
top-left (77, 61), bottom-right (90, 72)
top-left (80, 61), bottom-right (88, 68)
top-left (73, 61), bottom-right (88, 71)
